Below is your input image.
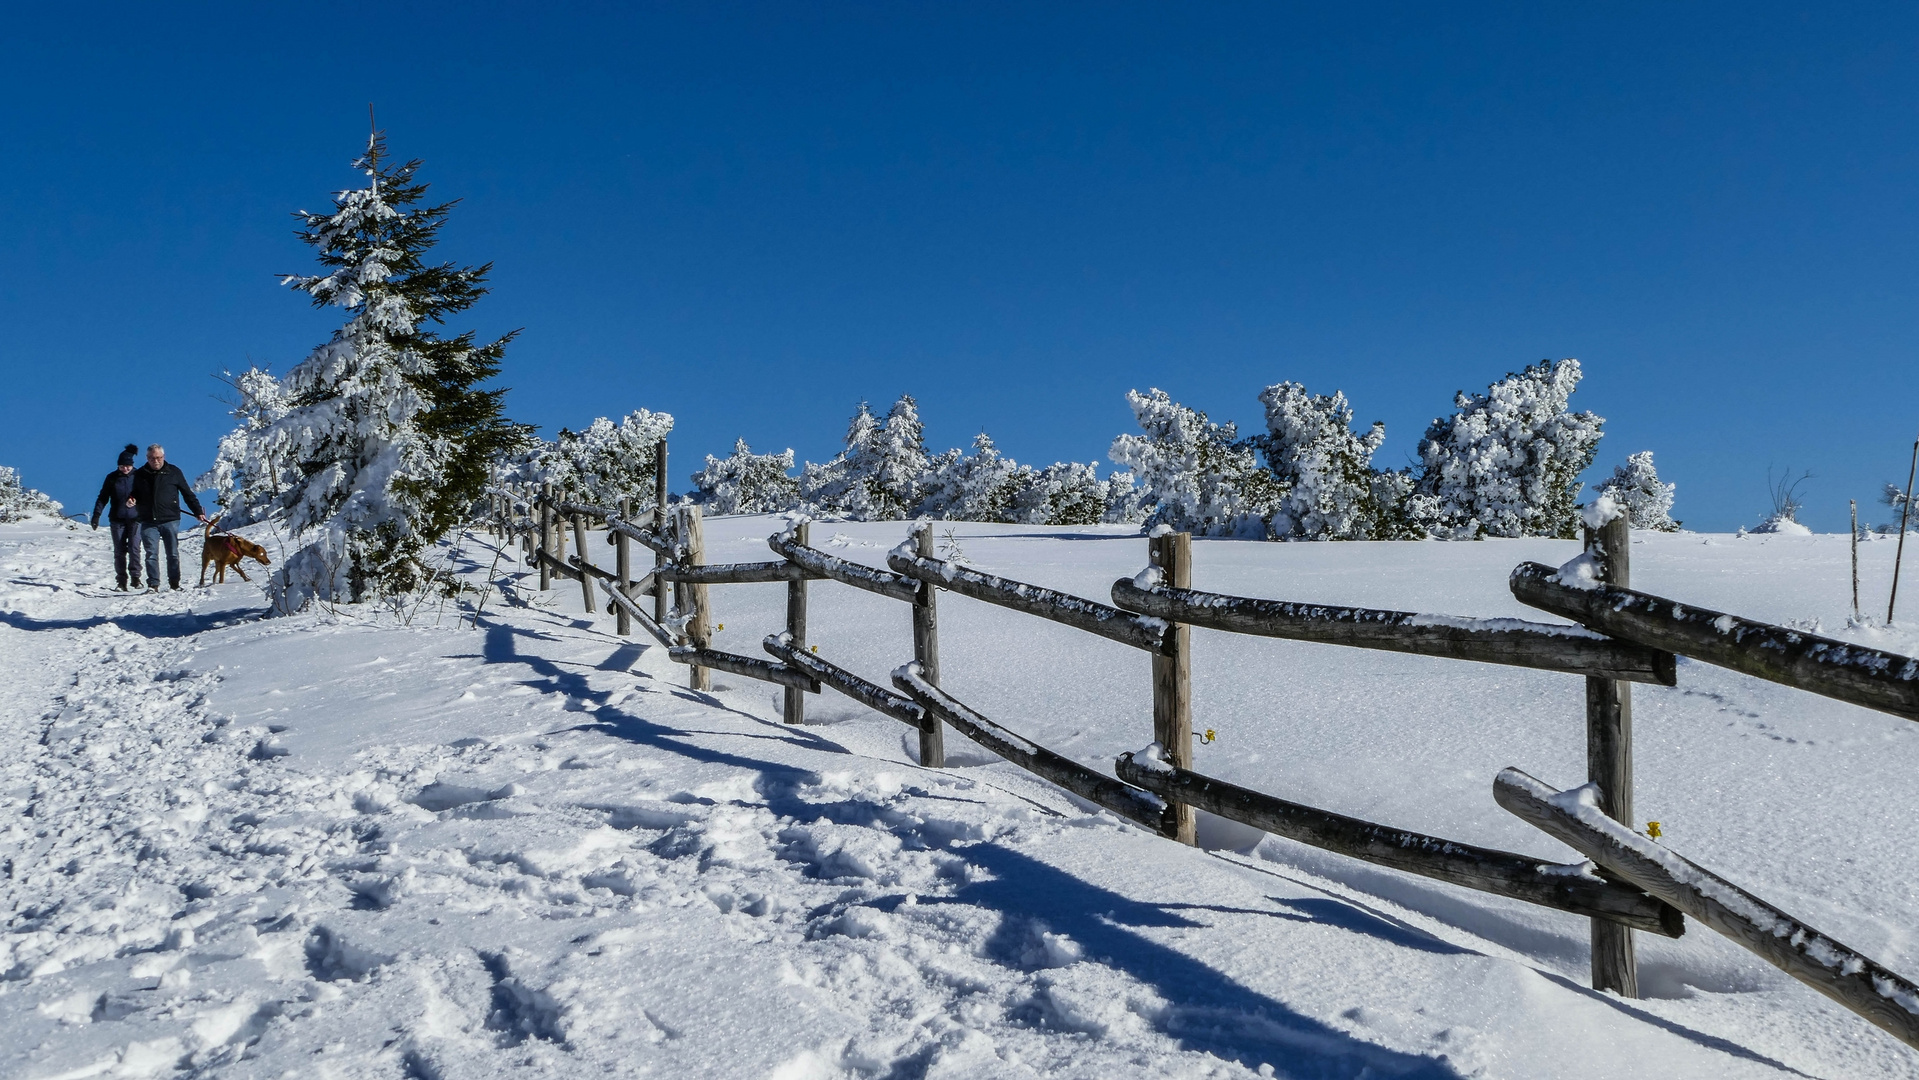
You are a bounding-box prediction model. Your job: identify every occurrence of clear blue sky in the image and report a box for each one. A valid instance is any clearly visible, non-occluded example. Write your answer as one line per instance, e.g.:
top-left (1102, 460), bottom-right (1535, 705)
top-left (3, 3), bottom-right (1915, 532)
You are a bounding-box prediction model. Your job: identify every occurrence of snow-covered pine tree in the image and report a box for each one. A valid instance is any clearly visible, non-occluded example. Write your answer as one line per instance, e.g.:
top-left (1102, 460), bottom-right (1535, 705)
top-left (256, 130), bottom-right (526, 608)
top-left (197, 366), bottom-right (295, 526)
top-left (0, 466), bottom-right (63, 523)
top-left (869, 395), bottom-right (930, 519)
top-left (1593, 451), bottom-right (1679, 531)
top-left (1006, 461), bottom-right (1113, 526)
top-left (916, 433), bottom-right (1026, 522)
top-left (801, 402), bottom-right (882, 519)
top-left (1108, 388), bottom-right (1280, 536)
top-left (691, 439), bottom-right (800, 515)
top-left (1101, 470), bottom-right (1151, 524)
top-left (1254, 381), bottom-right (1389, 540)
top-left (1410, 358), bottom-right (1603, 539)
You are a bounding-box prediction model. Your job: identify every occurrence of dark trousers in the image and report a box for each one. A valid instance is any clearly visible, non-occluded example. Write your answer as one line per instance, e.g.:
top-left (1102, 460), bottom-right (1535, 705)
top-left (111, 520), bottom-right (142, 587)
top-left (141, 520), bottom-right (180, 588)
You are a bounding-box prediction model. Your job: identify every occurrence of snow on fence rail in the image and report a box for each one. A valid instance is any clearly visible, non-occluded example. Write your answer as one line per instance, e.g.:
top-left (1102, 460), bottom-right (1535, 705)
top-left (483, 444), bottom-right (1919, 1055)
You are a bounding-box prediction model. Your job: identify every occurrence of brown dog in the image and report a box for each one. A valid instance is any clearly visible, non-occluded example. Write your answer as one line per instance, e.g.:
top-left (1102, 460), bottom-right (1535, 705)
top-left (198, 517), bottom-right (272, 585)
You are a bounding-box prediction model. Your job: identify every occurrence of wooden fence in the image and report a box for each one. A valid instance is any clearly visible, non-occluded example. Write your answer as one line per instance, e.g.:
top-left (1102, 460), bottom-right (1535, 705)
top-left (484, 445), bottom-right (1919, 1053)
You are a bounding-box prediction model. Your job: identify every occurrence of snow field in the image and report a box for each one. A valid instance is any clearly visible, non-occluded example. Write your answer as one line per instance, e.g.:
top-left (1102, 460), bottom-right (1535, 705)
top-left (1, 517), bottom-right (1916, 1078)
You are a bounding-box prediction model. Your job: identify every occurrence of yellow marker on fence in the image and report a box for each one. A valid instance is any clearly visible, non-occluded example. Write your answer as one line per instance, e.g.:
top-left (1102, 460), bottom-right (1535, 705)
top-left (1202, 728), bottom-right (1217, 744)
top-left (1646, 821), bottom-right (1663, 839)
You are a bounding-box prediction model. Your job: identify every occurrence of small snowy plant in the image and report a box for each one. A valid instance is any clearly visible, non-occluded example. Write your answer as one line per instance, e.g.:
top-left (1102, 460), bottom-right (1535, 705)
top-left (1254, 381), bottom-right (1390, 540)
top-left (1592, 451), bottom-right (1679, 532)
top-left (1754, 468), bottom-right (1813, 535)
top-left (1410, 358), bottom-right (1603, 539)
top-left (690, 439), bottom-right (799, 515)
top-left (0, 466), bottom-right (63, 523)
top-left (1108, 388), bottom-right (1280, 537)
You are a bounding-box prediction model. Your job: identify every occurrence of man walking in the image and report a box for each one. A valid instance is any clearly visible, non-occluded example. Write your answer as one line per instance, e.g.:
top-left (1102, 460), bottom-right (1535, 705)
top-left (131, 444), bottom-right (205, 592)
top-left (89, 443), bottom-right (144, 591)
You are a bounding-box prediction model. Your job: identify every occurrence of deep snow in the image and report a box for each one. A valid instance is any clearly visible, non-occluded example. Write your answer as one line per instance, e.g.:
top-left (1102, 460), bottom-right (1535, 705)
top-left (3, 515), bottom-right (1917, 1079)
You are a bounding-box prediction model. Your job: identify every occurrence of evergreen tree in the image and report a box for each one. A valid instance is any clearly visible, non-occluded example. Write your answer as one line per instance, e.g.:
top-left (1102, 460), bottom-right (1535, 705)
top-left (198, 366), bottom-right (294, 526)
top-left (869, 394), bottom-right (930, 518)
top-left (0, 466), bottom-right (62, 523)
top-left (801, 402), bottom-right (882, 519)
top-left (916, 432), bottom-right (1025, 522)
top-left (508, 410), bottom-right (673, 508)
top-left (257, 130), bottom-right (526, 607)
top-left (1593, 451), bottom-right (1679, 531)
top-left (1410, 358), bottom-right (1603, 539)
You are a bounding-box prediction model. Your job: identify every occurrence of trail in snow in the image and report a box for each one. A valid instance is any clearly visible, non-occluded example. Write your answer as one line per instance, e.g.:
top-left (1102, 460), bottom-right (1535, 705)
top-left (0, 517), bottom-right (1913, 1079)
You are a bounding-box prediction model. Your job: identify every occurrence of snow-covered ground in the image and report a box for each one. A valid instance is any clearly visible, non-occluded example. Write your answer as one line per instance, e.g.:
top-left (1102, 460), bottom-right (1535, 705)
top-left (3, 515), bottom-right (1917, 1079)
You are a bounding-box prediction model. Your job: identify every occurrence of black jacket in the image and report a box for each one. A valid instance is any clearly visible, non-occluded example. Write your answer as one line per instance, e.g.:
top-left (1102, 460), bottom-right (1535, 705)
top-left (92, 469), bottom-right (141, 524)
top-left (131, 462), bottom-right (204, 525)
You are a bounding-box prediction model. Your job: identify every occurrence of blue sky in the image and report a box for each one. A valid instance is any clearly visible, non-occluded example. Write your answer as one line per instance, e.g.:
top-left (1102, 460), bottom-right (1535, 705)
top-left (2, 3), bottom-right (1915, 531)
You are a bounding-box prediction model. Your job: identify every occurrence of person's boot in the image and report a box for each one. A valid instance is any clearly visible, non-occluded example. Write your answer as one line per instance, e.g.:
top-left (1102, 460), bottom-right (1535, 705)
top-left (114, 583), bottom-right (128, 592)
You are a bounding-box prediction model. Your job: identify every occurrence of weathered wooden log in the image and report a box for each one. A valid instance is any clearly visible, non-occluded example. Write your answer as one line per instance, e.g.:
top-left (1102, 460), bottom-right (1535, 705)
top-left (669, 646), bottom-right (819, 692)
top-left (911, 524), bottom-right (945, 768)
top-left (538, 484), bottom-right (553, 591)
top-left (1510, 561), bottom-right (1919, 720)
top-left (770, 534), bottom-right (922, 603)
top-left (557, 500), bottom-right (616, 521)
top-left (1582, 514), bottom-right (1638, 996)
top-left (658, 560), bottom-right (820, 585)
top-left (603, 578), bottom-right (675, 648)
top-left (892, 666), bottom-right (1166, 830)
top-left (677, 506), bottom-right (712, 692)
top-left (614, 498), bottom-right (632, 637)
top-left (783, 522), bottom-right (811, 726)
top-left (1115, 756), bottom-right (1681, 937)
top-left (889, 552), bottom-right (1172, 654)
top-left (762, 633), bottom-right (926, 729)
top-left (603, 508), bottom-right (660, 543)
top-left (654, 441), bottom-right (669, 628)
top-left (606, 515), bottom-right (674, 558)
top-left (535, 549), bottom-right (582, 582)
top-left (1111, 578), bottom-right (1676, 685)
top-left (1149, 530), bottom-right (1196, 844)
top-left (1495, 767), bottom-right (1919, 1043)
top-left (567, 553), bottom-right (618, 585)
top-left (570, 513), bottom-right (598, 614)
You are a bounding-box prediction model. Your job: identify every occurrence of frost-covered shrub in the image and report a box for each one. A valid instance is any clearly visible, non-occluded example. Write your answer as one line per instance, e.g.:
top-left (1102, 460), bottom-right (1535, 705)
top-left (691, 439), bottom-right (799, 515)
top-left (1108, 388), bottom-right (1280, 536)
top-left (1410, 358), bottom-right (1603, 539)
top-left (1593, 451), bottom-right (1679, 531)
top-left (509, 410), bottom-right (674, 509)
top-left (198, 366), bottom-right (296, 527)
top-left (1255, 381), bottom-right (1390, 540)
top-left (801, 396), bottom-right (928, 520)
top-left (1009, 461), bottom-right (1116, 526)
top-left (0, 466), bottom-right (63, 523)
top-left (1754, 468), bottom-right (1813, 534)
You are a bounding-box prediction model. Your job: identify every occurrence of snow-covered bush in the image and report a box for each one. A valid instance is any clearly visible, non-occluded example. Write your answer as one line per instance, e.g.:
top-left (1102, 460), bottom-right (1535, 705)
top-left (1593, 451), bottom-right (1679, 531)
top-left (801, 396), bottom-right (929, 520)
top-left (691, 439), bottom-right (799, 515)
top-left (509, 410), bottom-right (673, 509)
top-left (0, 466), bottom-right (63, 523)
top-left (198, 366), bottom-right (296, 527)
top-left (1108, 388), bottom-right (1280, 536)
top-left (1255, 381), bottom-right (1390, 540)
top-left (1410, 358), bottom-right (1603, 539)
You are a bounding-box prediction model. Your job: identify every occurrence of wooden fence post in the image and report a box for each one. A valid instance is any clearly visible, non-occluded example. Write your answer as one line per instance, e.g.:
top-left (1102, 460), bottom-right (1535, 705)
top-left (520, 487), bottom-right (533, 565)
top-left (538, 483), bottom-right (553, 590)
top-left (571, 509), bottom-right (597, 617)
top-left (678, 504), bottom-right (712, 691)
top-left (1151, 530), bottom-right (1196, 845)
top-left (614, 497), bottom-right (633, 636)
top-left (912, 522), bottom-right (945, 767)
top-left (1586, 513), bottom-right (1638, 997)
top-left (784, 521), bottom-right (810, 725)
top-left (654, 440), bottom-right (669, 628)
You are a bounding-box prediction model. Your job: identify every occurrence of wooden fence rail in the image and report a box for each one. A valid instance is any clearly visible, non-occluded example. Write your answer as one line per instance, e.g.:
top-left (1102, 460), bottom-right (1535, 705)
top-left (1511, 561), bottom-right (1919, 722)
top-left (1495, 767), bottom-right (1919, 1050)
top-left (493, 458), bottom-right (1919, 1050)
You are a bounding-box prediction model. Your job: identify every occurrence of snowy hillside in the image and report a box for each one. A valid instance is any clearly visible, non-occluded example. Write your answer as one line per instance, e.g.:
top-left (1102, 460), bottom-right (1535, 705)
top-left (3, 517), bottom-right (1917, 1079)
